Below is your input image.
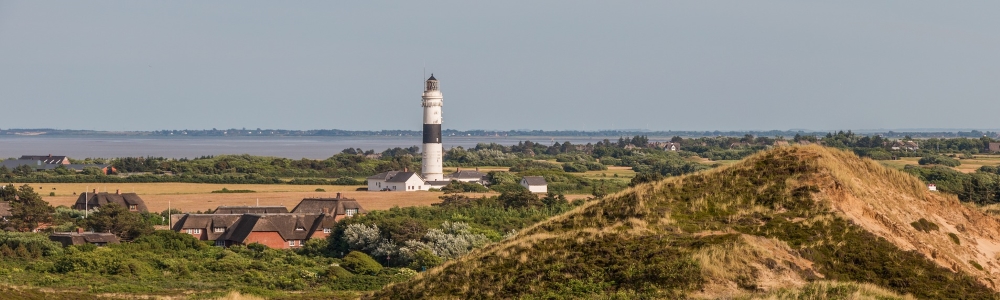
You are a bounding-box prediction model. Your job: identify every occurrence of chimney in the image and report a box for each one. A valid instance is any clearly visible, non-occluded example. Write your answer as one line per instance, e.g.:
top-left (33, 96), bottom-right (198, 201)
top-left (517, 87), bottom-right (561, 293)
top-left (404, 167), bottom-right (408, 172)
top-left (476, 167), bottom-right (480, 172)
top-left (336, 192), bottom-right (342, 198)
top-left (116, 189), bottom-right (120, 195)
top-left (457, 167), bottom-right (461, 172)
top-left (76, 227), bottom-right (84, 234)
top-left (48, 154), bottom-right (52, 158)
top-left (93, 189), bottom-right (97, 194)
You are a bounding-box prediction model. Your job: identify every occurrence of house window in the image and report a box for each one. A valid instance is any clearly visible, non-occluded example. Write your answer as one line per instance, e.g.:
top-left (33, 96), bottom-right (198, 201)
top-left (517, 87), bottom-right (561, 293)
top-left (323, 228), bottom-right (332, 234)
top-left (295, 227), bottom-right (305, 231)
top-left (129, 205), bottom-right (137, 211)
top-left (213, 227), bottom-right (225, 233)
top-left (215, 240), bottom-right (225, 247)
top-left (187, 228), bottom-right (201, 234)
top-left (345, 208), bottom-right (358, 217)
top-left (289, 240), bottom-right (295, 247)
top-left (297, 240), bottom-right (303, 246)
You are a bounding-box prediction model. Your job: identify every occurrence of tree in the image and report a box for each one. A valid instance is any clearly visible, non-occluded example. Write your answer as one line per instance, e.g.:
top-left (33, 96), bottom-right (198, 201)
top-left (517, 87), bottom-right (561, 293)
top-left (629, 172), bottom-right (664, 187)
top-left (12, 165), bottom-right (33, 177)
top-left (84, 203), bottom-right (153, 240)
top-left (342, 251), bottom-right (383, 275)
top-left (498, 189), bottom-right (541, 208)
top-left (0, 185), bottom-right (54, 232)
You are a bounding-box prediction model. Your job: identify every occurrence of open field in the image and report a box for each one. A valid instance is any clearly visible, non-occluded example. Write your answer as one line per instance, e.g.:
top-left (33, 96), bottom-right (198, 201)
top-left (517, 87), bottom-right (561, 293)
top-left (443, 166), bottom-right (510, 172)
top-left (20, 182), bottom-right (589, 213)
top-left (879, 155), bottom-right (1000, 173)
top-left (580, 166), bottom-right (636, 179)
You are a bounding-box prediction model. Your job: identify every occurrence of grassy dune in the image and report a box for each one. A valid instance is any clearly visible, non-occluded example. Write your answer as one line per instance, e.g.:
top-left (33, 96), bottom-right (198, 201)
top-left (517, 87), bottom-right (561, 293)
top-left (373, 146), bottom-right (998, 299)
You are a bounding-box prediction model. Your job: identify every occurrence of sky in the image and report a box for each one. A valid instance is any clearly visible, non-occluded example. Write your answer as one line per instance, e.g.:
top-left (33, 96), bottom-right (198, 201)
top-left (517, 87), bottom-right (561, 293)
top-left (1, 1), bottom-right (999, 132)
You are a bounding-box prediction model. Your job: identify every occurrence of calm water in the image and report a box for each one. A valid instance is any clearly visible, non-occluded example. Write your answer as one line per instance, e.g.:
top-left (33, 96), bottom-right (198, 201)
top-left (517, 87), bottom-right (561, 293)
top-left (0, 136), bottom-right (611, 159)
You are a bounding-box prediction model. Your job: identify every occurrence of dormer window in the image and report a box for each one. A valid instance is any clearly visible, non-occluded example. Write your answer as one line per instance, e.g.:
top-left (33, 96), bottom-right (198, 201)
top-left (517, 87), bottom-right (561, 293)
top-left (345, 208), bottom-right (358, 217)
top-left (213, 227), bottom-right (226, 233)
top-left (295, 227), bottom-right (305, 231)
top-left (128, 205), bottom-right (138, 211)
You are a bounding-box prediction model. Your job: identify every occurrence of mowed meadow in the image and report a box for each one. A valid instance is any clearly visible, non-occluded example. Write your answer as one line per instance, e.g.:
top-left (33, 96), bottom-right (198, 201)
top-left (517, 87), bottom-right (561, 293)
top-left (23, 182), bottom-right (590, 213)
top-left (28, 183), bottom-right (450, 212)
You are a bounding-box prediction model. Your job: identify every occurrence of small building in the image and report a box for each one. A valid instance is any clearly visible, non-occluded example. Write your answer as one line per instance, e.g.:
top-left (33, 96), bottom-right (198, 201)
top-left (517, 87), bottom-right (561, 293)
top-left (384, 172), bottom-right (430, 191)
top-left (19, 155), bottom-right (69, 165)
top-left (520, 176), bottom-right (548, 193)
top-left (291, 194), bottom-right (366, 220)
top-left (214, 206), bottom-right (289, 214)
top-left (367, 171), bottom-right (402, 191)
top-left (216, 214), bottom-right (325, 249)
top-left (987, 142), bottom-right (1000, 153)
top-left (49, 231), bottom-right (120, 247)
top-left (928, 184), bottom-right (937, 191)
top-left (447, 168), bottom-right (488, 184)
top-left (0, 201), bottom-right (10, 221)
top-left (171, 214), bottom-right (244, 242)
top-left (74, 189), bottom-right (148, 212)
top-left (773, 141), bottom-right (790, 147)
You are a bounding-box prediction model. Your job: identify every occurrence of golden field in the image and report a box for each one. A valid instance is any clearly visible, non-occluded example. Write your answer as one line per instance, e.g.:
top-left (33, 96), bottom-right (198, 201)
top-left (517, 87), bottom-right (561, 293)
top-left (22, 182), bottom-right (588, 213)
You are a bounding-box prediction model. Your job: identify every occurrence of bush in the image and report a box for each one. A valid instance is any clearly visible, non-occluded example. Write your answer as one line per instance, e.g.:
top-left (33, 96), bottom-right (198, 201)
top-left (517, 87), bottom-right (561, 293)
top-left (948, 233), bottom-right (961, 245)
top-left (918, 155), bottom-right (961, 167)
top-left (315, 188), bottom-right (326, 192)
top-left (211, 188), bottom-right (256, 193)
top-left (562, 163), bottom-right (589, 173)
top-left (325, 265), bottom-right (354, 280)
top-left (342, 251), bottom-right (383, 276)
top-left (910, 218), bottom-right (939, 233)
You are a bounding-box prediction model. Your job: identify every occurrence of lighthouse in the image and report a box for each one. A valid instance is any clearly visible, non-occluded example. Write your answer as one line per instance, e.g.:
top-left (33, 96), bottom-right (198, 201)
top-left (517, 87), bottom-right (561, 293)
top-left (421, 74), bottom-right (444, 181)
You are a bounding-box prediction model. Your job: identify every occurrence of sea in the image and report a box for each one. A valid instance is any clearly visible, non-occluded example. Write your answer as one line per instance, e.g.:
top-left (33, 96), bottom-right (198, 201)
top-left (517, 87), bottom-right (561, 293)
top-left (0, 135), bottom-right (614, 159)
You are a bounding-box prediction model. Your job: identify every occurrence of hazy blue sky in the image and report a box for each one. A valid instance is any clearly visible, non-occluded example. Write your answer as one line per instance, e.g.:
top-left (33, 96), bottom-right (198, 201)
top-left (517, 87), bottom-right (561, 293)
top-left (2, 1), bottom-right (999, 131)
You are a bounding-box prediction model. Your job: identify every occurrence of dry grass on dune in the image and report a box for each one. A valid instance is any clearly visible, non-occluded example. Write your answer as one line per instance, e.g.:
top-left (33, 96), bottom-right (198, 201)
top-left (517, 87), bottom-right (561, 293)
top-left (376, 145), bottom-right (1000, 299)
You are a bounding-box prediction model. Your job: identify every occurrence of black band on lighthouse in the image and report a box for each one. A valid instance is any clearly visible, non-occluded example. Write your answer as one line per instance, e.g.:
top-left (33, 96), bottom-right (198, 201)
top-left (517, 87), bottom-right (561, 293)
top-left (423, 124), bottom-right (441, 143)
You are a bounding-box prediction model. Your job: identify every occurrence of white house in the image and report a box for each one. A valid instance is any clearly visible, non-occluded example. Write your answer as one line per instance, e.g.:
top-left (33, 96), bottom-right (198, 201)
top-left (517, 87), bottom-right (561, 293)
top-left (928, 184), bottom-right (937, 191)
top-left (384, 172), bottom-right (430, 191)
top-left (520, 176), bottom-right (548, 193)
top-left (448, 168), bottom-right (488, 185)
top-left (367, 171), bottom-right (402, 191)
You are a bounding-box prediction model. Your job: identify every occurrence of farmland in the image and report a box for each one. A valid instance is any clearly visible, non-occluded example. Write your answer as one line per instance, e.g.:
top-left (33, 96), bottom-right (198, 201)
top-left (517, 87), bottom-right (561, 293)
top-left (23, 182), bottom-right (589, 213)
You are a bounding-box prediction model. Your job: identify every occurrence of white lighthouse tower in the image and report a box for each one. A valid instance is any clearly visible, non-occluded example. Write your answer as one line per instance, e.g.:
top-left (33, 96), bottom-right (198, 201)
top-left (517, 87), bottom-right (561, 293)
top-left (421, 74), bottom-right (444, 181)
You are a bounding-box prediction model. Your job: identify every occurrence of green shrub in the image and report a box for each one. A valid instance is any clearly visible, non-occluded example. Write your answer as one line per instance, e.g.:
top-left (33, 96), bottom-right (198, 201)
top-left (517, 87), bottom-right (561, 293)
top-left (211, 188), bottom-right (256, 193)
top-left (325, 265), bottom-right (354, 280)
top-left (949, 233), bottom-right (961, 245)
top-left (315, 188), bottom-right (326, 192)
top-left (910, 218), bottom-right (939, 232)
top-left (561, 163), bottom-right (589, 173)
top-left (970, 260), bottom-right (984, 271)
top-left (342, 251), bottom-right (382, 276)
top-left (918, 155), bottom-right (961, 167)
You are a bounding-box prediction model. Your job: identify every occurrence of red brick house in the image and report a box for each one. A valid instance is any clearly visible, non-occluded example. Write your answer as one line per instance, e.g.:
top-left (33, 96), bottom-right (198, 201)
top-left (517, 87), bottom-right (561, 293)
top-left (987, 142), bottom-right (1000, 153)
top-left (216, 214), bottom-right (325, 249)
top-left (170, 195), bottom-right (366, 248)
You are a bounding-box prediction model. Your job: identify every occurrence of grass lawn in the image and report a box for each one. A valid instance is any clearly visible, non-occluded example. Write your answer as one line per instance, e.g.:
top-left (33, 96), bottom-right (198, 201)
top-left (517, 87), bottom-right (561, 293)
top-left (579, 166), bottom-right (636, 179)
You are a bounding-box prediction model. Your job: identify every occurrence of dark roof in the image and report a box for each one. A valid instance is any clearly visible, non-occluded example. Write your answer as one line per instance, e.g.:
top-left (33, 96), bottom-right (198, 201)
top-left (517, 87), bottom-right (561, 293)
top-left (427, 74), bottom-right (436, 81)
top-left (0, 159), bottom-right (42, 169)
top-left (219, 214), bottom-right (324, 243)
top-left (0, 202), bottom-right (10, 217)
top-left (49, 232), bottom-right (120, 246)
top-left (74, 192), bottom-right (148, 212)
top-left (171, 214), bottom-right (244, 240)
top-left (0, 160), bottom-right (108, 171)
top-left (214, 206), bottom-right (289, 214)
top-left (386, 172), bottom-right (421, 183)
top-left (19, 155), bottom-right (67, 164)
top-left (291, 197), bottom-right (366, 215)
top-left (521, 176), bottom-right (547, 186)
top-left (367, 170), bottom-right (401, 180)
top-left (449, 170), bottom-right (486, 180)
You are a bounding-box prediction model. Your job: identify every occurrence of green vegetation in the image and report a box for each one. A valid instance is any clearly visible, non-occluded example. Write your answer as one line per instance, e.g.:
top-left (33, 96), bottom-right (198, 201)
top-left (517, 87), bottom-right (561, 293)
top-left (374, 146), bottom-right (995, 299)
top-left (949, 232), bottom-right (961, 245)
top-left (910, 218), bottom-right (939, 232)
top-left (210, 188), bottom-right (256, 193)
top-left (919, 155), bottom-right (962, 167)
